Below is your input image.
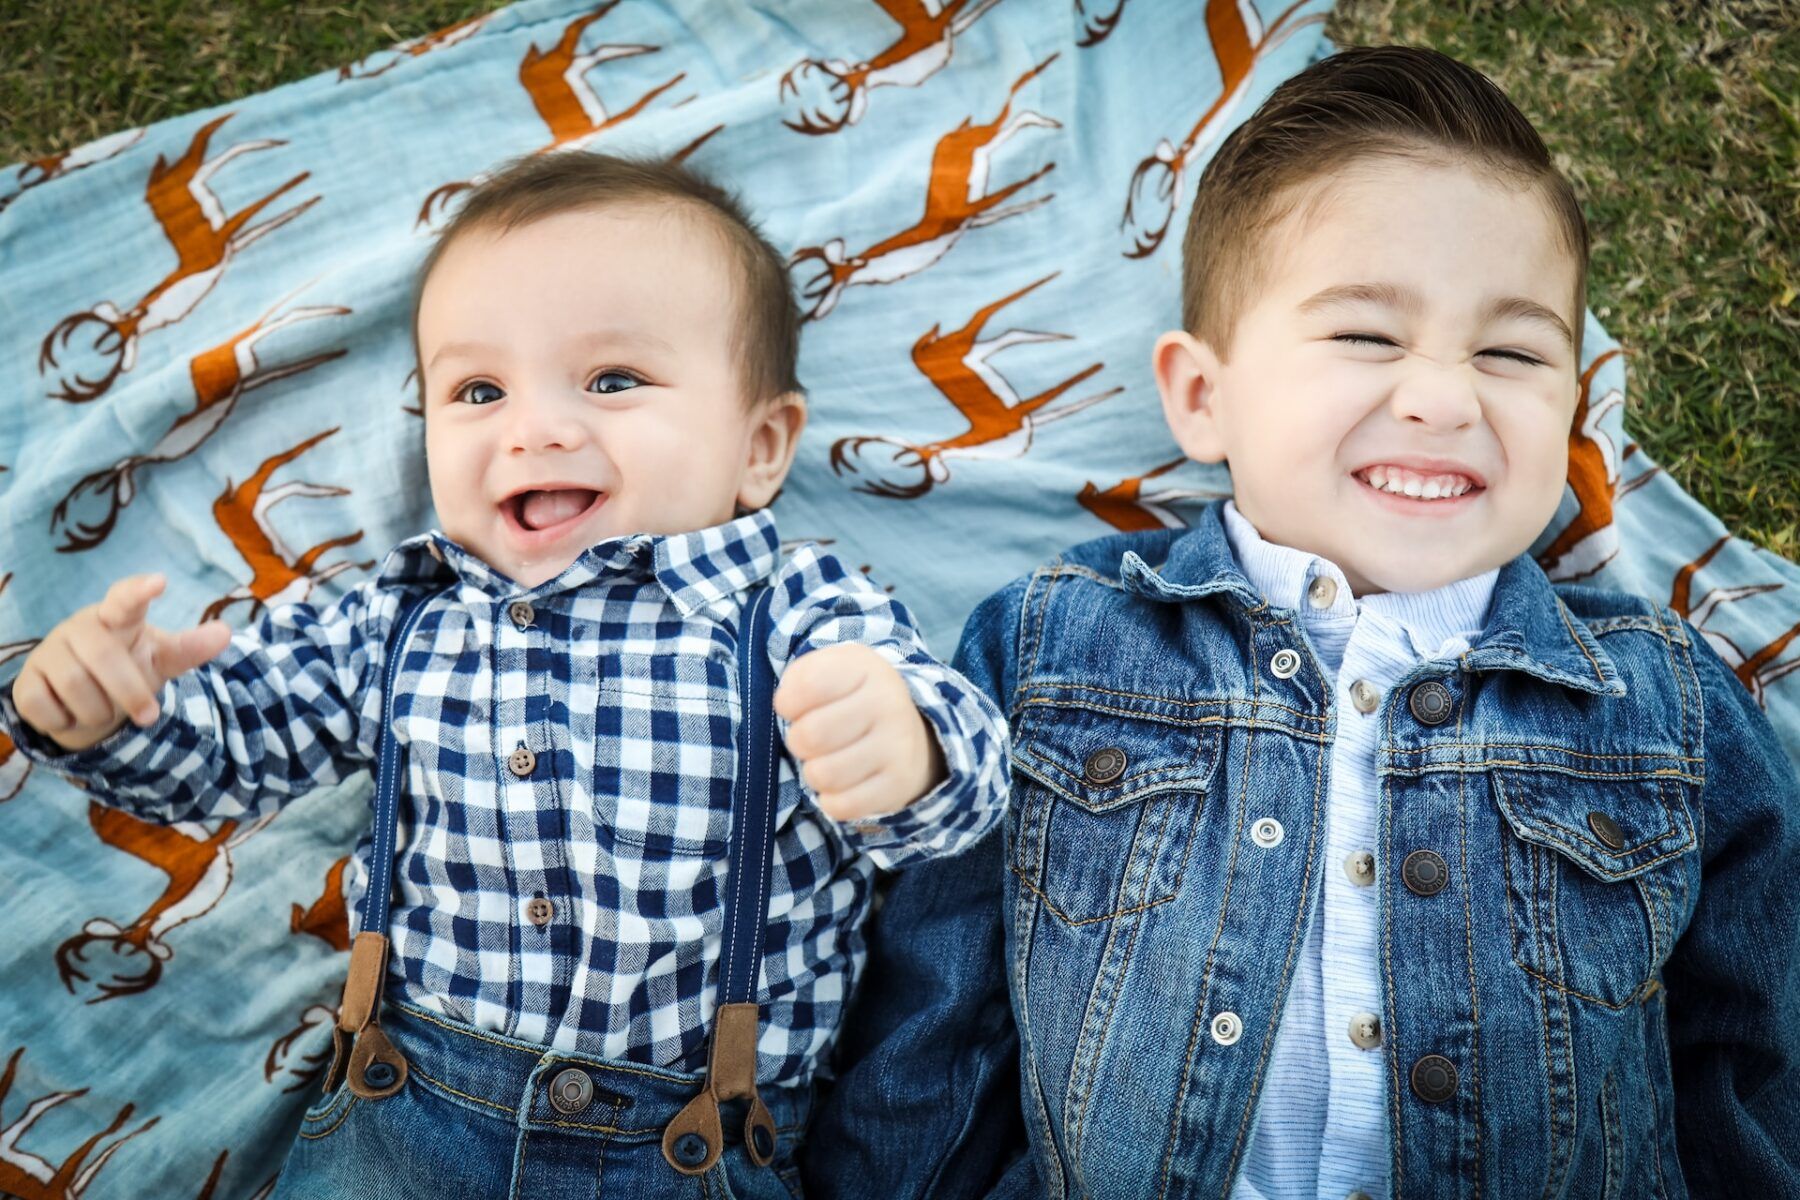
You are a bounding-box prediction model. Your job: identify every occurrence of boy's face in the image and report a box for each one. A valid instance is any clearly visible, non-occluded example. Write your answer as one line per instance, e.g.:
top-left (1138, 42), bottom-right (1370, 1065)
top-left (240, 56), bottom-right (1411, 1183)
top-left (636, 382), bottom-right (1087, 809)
top-left (1155, 157), bottom-right (1581, 595)
top-left (417, 205), bottom-right (802, 588)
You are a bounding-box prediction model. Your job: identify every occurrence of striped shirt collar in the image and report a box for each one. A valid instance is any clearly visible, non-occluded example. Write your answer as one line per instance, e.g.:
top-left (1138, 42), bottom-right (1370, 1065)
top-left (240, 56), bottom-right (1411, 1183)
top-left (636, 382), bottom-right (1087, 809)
top-left (375, 507), bottom-right (783, 614)
top-left (1221, 500), bottom-right (1496, 663)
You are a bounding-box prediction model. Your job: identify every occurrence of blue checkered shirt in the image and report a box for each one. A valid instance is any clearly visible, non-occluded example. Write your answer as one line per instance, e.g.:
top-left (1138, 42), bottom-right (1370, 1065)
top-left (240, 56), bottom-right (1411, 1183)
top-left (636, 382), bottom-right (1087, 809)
top-left (0, 509), bottom-right (1009, 1086)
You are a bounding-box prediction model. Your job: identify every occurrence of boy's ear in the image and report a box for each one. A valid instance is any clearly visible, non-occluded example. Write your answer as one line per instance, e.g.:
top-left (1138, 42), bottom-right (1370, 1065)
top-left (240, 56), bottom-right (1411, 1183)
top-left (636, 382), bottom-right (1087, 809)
top-left (1154, 330), bottom-right (1229, 464)
top-left (738, 391), bottom-right (808, 511)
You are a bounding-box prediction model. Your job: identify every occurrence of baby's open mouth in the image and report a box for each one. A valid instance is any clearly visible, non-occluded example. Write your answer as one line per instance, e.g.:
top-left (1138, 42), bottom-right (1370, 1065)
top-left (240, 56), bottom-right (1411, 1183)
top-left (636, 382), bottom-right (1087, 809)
top-left (1353, 465), bottom-right (1484, 501)
top-left (504, 488), bottom-right (605, 533)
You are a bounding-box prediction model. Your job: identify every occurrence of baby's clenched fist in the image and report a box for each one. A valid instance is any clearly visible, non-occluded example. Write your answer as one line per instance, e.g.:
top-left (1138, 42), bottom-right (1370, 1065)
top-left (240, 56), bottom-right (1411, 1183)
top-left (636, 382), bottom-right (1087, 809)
top-left (773, 643), bottom-right (946, 823)
top-left (12, 573), bottom-right (233, 752)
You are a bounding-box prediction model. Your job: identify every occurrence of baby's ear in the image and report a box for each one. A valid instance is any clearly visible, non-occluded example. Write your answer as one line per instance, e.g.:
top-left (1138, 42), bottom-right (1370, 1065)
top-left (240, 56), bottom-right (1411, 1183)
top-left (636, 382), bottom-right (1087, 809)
top-left (1153, 331), bottom-right (1228, 464)
top-left (738, 391), bottom-right (808, 510)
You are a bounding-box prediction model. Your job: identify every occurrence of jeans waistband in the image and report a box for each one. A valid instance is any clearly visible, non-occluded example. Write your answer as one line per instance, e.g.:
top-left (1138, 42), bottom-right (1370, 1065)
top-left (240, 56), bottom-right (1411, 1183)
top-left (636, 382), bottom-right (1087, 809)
top-left (380, 998), bottom-right (811, 1142)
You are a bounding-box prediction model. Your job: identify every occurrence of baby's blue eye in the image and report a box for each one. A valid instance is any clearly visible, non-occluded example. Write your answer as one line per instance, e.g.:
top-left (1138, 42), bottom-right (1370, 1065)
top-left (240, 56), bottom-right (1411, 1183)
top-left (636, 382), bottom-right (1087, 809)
top-left (459, 381), bottom-right (504, 405)
top-left (589, 370), bottom-right (641, 395)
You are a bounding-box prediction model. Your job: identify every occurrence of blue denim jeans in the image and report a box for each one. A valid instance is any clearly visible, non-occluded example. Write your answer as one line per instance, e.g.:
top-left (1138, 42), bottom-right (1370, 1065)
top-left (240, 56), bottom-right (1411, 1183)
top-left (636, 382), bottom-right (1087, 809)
top-left (272, 998), bottom-right (809, 1200)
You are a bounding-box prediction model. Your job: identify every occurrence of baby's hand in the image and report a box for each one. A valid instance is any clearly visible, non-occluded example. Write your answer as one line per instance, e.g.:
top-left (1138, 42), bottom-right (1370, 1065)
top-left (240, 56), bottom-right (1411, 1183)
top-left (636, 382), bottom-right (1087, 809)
top-left (774, 644), bottom-right (947, 823)
top-left (12, 573), bottom-right (232, 753)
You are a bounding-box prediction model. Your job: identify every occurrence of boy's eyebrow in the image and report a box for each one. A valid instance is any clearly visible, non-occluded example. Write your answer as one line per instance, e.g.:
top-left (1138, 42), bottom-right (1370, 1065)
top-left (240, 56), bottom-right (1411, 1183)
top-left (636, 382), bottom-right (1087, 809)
top-left (426, 328), bottom-right (679, 372)
top-left (1297, 282), bottom-right (1573, 348)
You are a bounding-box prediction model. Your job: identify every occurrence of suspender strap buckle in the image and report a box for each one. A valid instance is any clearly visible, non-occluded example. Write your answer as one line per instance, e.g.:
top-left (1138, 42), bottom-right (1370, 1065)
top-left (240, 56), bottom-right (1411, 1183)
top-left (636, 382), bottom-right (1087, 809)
top-left (661, 1002), bottom-right (777, 1175)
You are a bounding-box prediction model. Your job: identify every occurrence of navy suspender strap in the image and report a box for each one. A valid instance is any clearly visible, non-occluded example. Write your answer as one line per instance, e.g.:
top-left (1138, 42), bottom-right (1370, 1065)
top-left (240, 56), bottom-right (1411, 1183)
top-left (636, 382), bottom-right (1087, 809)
top-left (664, 581), bottom-right (782, 1175)
top-left (323, 585), bottom-right (442, 1101)
top-left (323, 581), bottom-right (789, 1179)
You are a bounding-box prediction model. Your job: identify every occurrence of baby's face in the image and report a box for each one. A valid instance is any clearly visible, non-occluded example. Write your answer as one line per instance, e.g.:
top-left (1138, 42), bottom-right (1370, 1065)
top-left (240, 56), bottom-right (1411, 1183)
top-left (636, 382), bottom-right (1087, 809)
top-left (417, 206), bottom-right (782, 587)
top-left (1158, 157), bottom-right (1581, 595)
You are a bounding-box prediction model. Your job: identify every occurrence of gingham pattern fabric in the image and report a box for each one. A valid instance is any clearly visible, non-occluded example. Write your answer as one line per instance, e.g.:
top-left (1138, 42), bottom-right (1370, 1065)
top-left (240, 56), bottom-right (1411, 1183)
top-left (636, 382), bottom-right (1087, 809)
top-left (1222, 502), bottom-right (1496, 1200)
top-left (0, 508), bottom-right (1008, 1085)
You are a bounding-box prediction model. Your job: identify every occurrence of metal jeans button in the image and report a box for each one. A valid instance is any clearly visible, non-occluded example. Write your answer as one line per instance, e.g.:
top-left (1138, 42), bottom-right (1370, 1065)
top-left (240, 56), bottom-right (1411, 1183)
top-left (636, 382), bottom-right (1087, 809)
top-left (549, 1067), bottom-right (593, 1114)
top-left (1588, 811), bottom-right (1625, 850)
top-left (1408, 680), bottom-right (1454, 725)
top-left (1403, 850), bottom-right (1448, 896)
top-left (1411, 1055), bottom-right (1458, 1103)
top-left (1083, 747), bottom-right (1126, 785)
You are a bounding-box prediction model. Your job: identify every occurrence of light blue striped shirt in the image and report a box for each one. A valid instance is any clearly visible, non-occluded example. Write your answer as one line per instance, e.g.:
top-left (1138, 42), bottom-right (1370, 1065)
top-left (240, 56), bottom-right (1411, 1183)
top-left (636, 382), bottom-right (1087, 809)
top-left (1223, 503), bottom-right (1496, 1200)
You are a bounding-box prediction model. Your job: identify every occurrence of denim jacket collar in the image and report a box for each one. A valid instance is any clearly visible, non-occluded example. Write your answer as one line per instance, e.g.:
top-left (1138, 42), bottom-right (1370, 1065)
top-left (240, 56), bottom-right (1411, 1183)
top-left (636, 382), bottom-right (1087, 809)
top-left (1120, 502), bottom-right (1624, 696)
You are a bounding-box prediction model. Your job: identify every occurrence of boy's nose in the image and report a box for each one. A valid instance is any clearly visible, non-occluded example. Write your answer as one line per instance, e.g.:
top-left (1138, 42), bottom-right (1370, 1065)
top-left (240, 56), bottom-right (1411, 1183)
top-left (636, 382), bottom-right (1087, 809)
top-left (1388, 365), bottom-right (1480, 431)
top-left (504, 391), bottom-right (589, 454)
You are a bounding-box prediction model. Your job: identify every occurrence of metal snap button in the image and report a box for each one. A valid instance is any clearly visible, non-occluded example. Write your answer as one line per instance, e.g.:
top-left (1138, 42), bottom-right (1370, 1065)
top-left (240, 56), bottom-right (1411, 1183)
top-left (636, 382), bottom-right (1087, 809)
top-left (1083, 747), bottom-right (1127, 786)
top-left (1408, 681), bottom-right (1454, 726)
top-left (549, 1067), bottom-right (593, 1114)
top-left (1307, 576), bottom-right (1339, 609)
top-left (1251, 818), bottom-right (1285, 848)
top-left (1402, 850), bottom-right (1448, 896)
top-left (1348, 1013), bottom-right (1382, 1050)
top-left (1411, 1055), bottom-right (1458, 1103)
top-left (508, 600), bottom-right (535, 630)
top-left (1349, 680), bottom-right (1381, 714)
top-left (672, 1131), bottom-right (709, 1167)
top-left (507, 746), bottom-right (536, 778)
top-left (526, 897), bottom-right (554, 927)
top-left (1271, 649), bottom-right (1301, 679)
top-left (751, 1123), bottom-right (775, 1160)
top-left (1344, 851), bottom-right (1376, 887)
top-left (1209, 1011), bottom-right (1242, 1046)
top-left (1587, 811), bottom-right (1625, 851)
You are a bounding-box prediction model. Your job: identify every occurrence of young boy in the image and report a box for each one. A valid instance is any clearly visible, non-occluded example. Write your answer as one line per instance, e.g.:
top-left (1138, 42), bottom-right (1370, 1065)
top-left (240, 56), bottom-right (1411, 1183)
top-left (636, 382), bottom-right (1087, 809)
top-left (950, 45), bottom-right (1800, 1198)
top-left (0, 152), bottom-right (1009, 1196)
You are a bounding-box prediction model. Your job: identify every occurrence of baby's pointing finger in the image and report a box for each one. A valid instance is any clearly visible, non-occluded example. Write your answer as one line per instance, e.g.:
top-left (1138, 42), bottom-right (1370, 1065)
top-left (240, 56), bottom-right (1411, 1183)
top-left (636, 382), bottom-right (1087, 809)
top-left (68, 631), bottom-right (160, 726)
top-left (95, 573), bottom-right (165, 633)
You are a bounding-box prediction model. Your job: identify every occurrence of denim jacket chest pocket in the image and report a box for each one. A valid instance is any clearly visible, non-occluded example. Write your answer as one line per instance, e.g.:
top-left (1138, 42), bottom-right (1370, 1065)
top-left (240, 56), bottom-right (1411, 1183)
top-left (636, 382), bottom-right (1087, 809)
top-left (1491, 769), bottom-right (1699, 1009)
top-left (1009, 694), bottom-right (1223, 926)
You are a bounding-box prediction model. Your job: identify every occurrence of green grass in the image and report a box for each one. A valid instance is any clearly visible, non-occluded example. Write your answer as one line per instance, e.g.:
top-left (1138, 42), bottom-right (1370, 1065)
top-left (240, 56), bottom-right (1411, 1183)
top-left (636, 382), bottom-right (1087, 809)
top-left (4, 1), bottom-right (1794, 557)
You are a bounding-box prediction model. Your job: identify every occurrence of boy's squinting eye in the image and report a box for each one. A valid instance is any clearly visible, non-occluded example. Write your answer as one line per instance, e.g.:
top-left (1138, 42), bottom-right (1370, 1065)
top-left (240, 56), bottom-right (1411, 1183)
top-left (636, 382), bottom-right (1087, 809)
top-left (1332, 333), bottom-right (1543, 366)
top-left (455, 381), bottom-right (505, 405)
top-left (588, 369), bottom-right (642, 395)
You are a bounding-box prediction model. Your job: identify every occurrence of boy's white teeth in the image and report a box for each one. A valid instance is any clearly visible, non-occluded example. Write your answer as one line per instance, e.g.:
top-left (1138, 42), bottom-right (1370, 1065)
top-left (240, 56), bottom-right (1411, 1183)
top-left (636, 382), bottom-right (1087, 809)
top-left (1361, 466), bottom-right (1476, 500)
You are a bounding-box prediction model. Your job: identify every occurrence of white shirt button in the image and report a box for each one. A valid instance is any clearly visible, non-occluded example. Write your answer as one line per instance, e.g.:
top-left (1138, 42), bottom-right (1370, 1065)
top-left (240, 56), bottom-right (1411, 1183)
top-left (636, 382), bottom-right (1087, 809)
top-left (1349, 679), bottom-right (1381, 714)
top-left (1345, 851), bottom-right (1375, 887)
top-left (1348, 1012), bottom-right (1382, 1050)
top-left (1307, 575), bottom-right (1339, 609)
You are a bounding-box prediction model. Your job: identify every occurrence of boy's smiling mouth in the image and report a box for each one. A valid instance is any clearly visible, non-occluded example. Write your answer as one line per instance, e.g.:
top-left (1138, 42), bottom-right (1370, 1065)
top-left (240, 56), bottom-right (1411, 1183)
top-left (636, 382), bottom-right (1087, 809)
top-left (499, 485), bottom-right (607, 542)
top-left (1352, 462), bottom-right (1486, 508)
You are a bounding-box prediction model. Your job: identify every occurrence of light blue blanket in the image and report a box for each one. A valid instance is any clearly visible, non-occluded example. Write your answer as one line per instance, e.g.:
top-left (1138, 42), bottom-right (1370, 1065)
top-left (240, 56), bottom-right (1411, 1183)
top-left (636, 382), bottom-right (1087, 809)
top-left (1, 2), bottom-right (1795, 1195)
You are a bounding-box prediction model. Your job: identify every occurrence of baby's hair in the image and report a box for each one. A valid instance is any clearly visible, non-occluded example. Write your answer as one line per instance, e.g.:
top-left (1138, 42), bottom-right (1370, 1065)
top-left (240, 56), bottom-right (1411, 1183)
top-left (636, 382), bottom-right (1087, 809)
top-left (1183, 44), bottom-right (1589, 361)
top-left (412, 150), bottom-right (802, 406)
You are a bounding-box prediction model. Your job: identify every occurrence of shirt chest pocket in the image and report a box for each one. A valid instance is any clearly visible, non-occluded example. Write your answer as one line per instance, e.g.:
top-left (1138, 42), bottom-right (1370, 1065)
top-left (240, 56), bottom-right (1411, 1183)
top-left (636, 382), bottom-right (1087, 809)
top-left (596, 656), bottom-right (735, 858)
top-left (1492, 770), bottom-right (1699, 1009)
top-left (1009, 697), bottom-right (1221, 926)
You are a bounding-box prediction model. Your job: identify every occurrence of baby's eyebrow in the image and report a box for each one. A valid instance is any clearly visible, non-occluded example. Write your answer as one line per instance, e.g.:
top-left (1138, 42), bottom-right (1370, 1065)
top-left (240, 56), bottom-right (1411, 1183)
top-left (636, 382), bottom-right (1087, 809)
top-left (1298, 282), bottom-right (1573, 349)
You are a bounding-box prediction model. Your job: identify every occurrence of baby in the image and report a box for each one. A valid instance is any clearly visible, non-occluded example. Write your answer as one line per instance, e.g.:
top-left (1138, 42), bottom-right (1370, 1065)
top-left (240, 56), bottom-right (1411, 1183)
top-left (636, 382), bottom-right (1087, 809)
top-left (950, 45), bottom-right (1800, 1198)
top-left (1, 151), bottom-right (1009, 1197)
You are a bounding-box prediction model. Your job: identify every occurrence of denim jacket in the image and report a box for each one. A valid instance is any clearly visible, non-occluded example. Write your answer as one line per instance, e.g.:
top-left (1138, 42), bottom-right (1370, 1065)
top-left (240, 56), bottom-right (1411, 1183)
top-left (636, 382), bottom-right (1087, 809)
top-left (931, 501), bottom-right (1800, 1200)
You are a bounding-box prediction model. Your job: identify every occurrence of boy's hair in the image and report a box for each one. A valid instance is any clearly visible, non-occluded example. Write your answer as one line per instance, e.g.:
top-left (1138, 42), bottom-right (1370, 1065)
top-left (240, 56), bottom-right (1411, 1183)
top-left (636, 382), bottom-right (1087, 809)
top-left (1182, 45), bottom-right (1590, 360)
top-left (413, 151), bottom-right (802, 404)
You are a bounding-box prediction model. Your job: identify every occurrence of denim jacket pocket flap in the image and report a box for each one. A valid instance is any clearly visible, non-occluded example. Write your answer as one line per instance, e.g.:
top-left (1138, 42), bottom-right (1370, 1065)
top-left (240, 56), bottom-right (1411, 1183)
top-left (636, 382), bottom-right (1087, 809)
top-left (1012, 695), bottom-right (1221, 814)
top-left (1491, 771), bottom-right (1696, 882)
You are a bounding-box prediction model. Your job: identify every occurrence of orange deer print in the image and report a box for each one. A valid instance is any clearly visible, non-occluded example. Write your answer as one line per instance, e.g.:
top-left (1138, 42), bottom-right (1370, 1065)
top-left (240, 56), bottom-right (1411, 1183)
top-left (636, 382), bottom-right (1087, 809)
top-left (38, 114), bottom-right (318, 404)
top-left (265, 1004), bottom-right (339, 1094)
top-left (51, 293), bottom-right (350, 553)
top-left (0, 1048), bottom-right (157, 1199)
top-left (1536, 349), bottom-right (1625, 582)
top-left (203, 428), bottom-right (374, 623)
top-left (419, 3), bottom-right (683, 226)
top-left (1078, 458), bottom-right (1226, 532)
top-left (1670, 538), bottom-right (1800, 707)
top-left (790, 56), bottom-right (1060, 321)
top-left (779, 0), bottom-right (1004, 134)
top-left (831, 273), bottom-right (1120, 498)
top-left (1121, 0), bottom-right (1327, 257)
top-left (338, 13), bottom-right (492, 80)
top-left (291, 855), bottom-right (353, 952)
top-left (56, 804), bottom-right (277, 1002)
top-left (0, 128), bottom-right (144, 216)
